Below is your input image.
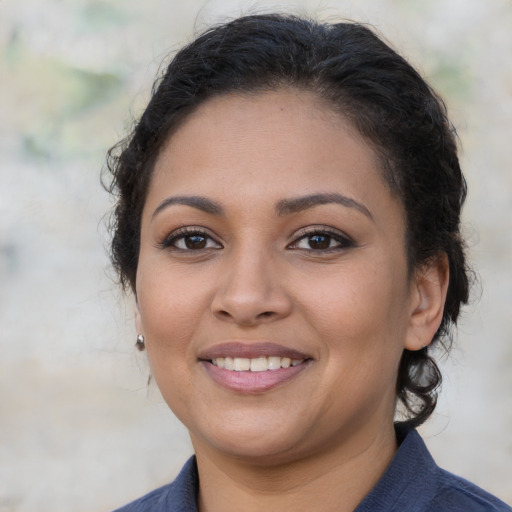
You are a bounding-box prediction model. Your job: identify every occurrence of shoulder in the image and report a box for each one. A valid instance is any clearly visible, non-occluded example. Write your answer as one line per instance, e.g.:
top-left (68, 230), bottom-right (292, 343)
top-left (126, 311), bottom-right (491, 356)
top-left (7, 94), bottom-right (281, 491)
top-left (428, 468), bottom-right (512, 512)
top-left (111, 456), bottom-right (199, 512)
top-left (112, 483), bottom-right (171, 512)
top-left (357, 425), bottom-right (511, 512)
top-left (397, 426), bottom-right (511, 511)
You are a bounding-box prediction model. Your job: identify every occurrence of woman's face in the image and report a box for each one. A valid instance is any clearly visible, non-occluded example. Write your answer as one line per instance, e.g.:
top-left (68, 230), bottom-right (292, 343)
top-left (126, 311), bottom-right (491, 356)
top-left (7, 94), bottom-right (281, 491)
top-left (135, 90), bottom-right (431, 464)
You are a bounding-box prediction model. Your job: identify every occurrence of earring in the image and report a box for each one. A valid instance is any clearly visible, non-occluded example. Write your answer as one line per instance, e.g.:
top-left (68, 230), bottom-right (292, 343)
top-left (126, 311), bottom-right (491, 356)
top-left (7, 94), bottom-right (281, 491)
top-left (135, 334), bottom-right (146, 351)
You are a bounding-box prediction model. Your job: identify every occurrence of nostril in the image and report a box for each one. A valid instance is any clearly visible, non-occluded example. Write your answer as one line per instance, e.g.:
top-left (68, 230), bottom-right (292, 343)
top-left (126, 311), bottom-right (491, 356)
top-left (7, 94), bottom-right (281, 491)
top-left (214, 308), bottom-right (277, 325)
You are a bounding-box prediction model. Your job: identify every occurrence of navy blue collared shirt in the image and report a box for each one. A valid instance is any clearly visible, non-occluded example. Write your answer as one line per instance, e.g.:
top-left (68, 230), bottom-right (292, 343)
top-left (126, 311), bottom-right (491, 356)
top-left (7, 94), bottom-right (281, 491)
top-left (114, 426), bottom-right (511, 511)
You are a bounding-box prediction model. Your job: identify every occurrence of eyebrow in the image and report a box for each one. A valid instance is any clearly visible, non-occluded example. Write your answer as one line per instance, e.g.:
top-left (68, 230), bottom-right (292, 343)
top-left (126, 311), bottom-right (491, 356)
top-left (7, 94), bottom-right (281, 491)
top-left (152, 192), bottom-right (372, 221)
top-left (152, 195), bottom-right (224, 218)
top-left (276, 193), bottom-right (373, 220)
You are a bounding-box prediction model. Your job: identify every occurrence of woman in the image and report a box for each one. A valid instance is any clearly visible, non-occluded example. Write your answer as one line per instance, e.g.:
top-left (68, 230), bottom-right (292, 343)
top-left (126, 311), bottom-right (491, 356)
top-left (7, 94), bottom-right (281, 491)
top-left (106, 13), bottom-right (511, 512)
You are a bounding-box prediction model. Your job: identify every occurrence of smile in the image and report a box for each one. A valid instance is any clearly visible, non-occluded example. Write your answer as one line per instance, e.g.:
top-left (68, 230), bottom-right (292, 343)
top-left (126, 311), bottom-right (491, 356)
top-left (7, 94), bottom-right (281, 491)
top-left (211, 356), bottom-right (304, 372)
top-left (199, 342), bottom-right (313, 393)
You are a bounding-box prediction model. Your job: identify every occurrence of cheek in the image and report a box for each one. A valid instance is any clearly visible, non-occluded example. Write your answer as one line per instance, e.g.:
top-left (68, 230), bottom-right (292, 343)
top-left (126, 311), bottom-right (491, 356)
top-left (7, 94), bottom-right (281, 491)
top-left (136, 261), bottom-right (211, 357)
top-left (308, 262), bottom-right (407, 334)
top-left (296, 256), bottom-right (411, 379)
top-left (136, 264), bottom-right (209, 418)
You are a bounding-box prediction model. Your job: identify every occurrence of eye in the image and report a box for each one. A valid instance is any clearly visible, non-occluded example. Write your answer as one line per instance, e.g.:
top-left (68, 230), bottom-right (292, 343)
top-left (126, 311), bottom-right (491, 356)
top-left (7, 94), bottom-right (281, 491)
top-left (288, 228), bottom-right (354, 251)
top-left (162, 228), bottom-right (222, 251)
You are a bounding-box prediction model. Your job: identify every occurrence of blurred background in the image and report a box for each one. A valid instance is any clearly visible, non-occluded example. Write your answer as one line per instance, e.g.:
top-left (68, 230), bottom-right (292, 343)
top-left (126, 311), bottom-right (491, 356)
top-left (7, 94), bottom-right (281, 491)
top-left (0, 0), bottom-right (511, 510)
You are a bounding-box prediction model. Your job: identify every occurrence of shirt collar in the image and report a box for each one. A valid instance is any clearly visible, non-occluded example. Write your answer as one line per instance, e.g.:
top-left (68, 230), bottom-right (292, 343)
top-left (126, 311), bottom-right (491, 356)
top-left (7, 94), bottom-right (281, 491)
top-left (355, 423), bottom-right (440, 511)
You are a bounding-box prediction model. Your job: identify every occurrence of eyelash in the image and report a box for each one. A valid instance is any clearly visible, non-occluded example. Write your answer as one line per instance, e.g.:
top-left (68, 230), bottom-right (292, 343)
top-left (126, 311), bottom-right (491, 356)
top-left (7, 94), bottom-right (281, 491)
top-left (160, 226), bottom-right (354, 253)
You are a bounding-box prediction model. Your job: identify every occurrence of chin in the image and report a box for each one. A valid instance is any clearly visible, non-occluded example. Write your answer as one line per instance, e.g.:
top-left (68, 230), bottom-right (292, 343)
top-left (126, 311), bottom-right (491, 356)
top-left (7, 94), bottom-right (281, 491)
top-left (188, 416), bottom-right (307, 465)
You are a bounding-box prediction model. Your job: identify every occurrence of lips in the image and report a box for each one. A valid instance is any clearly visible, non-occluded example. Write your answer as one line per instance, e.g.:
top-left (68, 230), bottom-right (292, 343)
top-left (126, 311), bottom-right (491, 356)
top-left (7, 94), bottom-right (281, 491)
top-left (198, 342), bottom-right (313, 393)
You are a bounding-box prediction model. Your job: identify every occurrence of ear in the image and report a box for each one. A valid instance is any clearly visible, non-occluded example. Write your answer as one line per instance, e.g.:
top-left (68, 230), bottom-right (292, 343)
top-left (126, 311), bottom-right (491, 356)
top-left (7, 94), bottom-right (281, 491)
top-left (404, 253), bottom-right (450, 351)
top-left (134, 295), bottom-right (144, 335)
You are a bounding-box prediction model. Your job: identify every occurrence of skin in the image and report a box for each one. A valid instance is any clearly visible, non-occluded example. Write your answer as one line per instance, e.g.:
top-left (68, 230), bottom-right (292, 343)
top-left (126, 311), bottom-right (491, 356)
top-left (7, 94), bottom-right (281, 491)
top-left (135, 90), bottom-right (449, 512)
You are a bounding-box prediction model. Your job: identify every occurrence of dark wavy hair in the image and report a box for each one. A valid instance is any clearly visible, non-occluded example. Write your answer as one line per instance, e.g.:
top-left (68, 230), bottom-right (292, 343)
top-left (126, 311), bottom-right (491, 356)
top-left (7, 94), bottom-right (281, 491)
top-left (105, 13), bottom-right (470, 428)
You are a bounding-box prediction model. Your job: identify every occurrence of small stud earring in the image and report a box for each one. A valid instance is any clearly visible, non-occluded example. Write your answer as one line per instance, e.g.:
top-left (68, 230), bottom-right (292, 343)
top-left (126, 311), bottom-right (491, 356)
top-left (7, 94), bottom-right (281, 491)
top-left (135, 334), bottom-right (146, 351)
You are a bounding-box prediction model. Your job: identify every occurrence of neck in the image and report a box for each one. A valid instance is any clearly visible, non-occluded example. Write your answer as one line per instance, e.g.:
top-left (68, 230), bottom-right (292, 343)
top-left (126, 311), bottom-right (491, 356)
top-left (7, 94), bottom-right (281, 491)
top-left (193, 422), bottom-right (398, 512)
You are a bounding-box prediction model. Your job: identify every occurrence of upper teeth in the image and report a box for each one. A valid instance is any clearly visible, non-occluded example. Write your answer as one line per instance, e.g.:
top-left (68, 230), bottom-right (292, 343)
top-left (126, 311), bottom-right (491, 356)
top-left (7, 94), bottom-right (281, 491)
top-left (212, 356), bottom-right (304, 372)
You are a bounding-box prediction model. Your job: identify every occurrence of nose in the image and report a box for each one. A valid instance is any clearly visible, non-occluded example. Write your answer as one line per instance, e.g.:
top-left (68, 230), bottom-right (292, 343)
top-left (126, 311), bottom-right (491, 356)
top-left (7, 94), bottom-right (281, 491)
top-left (211, 247), bottom-right (292, 326)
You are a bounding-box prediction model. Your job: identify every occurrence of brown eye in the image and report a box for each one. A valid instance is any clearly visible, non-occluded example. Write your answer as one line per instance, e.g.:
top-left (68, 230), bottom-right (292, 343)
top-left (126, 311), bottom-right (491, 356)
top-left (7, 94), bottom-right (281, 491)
top-left (289, 228), bottom-right (354, 252)
top-left (184, 235), bottom-right (207, 249)
top-left (308, 234), bottom-right (332, 250)
top-left (162, 228), bottom-right (222, 251)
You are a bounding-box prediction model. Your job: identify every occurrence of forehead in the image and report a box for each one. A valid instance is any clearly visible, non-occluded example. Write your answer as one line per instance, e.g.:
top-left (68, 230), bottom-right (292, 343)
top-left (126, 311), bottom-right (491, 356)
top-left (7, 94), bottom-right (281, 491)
top-left (147, 90), bottom-right (393, 215)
